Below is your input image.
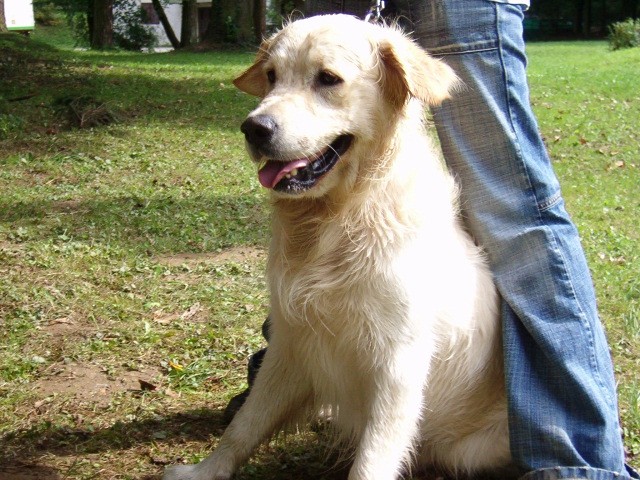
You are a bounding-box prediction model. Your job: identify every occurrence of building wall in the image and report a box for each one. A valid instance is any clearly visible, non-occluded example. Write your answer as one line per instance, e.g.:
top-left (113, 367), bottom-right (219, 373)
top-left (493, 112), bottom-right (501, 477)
top-left (5, 0), bottom-right (35, 31)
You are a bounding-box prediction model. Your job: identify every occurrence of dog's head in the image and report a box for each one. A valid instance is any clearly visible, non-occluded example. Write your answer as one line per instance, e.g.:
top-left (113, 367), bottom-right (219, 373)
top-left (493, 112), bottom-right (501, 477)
top-left (234, 14), bottom-right (457, 199)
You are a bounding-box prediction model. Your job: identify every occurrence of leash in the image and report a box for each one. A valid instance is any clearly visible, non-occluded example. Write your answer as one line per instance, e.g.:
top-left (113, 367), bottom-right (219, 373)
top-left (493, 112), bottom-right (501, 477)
top-left (364, 0), bottom-right (385, 24)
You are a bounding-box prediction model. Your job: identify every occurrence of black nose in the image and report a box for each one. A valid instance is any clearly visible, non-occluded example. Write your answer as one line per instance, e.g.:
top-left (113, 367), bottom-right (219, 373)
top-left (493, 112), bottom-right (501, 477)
top-left (240, 115), bottom-right (277, 148)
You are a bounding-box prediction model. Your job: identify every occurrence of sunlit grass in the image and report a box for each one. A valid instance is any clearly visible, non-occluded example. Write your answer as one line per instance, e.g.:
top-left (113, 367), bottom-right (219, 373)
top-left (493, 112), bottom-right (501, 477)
top-left (1, 27), bottom-right (639, 477)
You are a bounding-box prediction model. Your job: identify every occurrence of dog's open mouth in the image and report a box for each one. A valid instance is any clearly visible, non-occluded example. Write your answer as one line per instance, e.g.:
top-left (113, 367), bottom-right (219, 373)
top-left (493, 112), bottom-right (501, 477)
top-left (257, 134), bottom-right (353, 193)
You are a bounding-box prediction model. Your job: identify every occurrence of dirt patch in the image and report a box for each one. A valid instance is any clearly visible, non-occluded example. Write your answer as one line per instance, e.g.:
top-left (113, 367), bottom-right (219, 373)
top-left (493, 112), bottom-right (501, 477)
top-left (0, 464), bottom-right (60, 480)
top-left (48, 199), bottom-right (88, 214)
top-left (41, 316), bottom-right (91, 340)
top-left (33, 362), bottom-right (163, 407)
top-left (151, 302), bottom-right (210, 325)
top-left (156, 246), bottom-right (266, 268)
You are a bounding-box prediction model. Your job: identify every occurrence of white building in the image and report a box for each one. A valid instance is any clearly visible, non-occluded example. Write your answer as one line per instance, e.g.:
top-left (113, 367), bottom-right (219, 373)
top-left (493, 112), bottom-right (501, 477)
top-left (4, 0), bottom-right (35, 32)
top-left (139, 0), bottom-right (216, 47)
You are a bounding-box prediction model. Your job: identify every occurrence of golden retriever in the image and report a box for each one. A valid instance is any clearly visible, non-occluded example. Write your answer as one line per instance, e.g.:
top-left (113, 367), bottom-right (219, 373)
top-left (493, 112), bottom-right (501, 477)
top-left (164, 14), bottom-right (511, 480)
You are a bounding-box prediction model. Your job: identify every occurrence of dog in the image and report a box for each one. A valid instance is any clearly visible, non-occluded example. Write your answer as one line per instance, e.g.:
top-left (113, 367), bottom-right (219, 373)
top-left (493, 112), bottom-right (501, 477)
top-left (164, 14), bottom-right (511, 480)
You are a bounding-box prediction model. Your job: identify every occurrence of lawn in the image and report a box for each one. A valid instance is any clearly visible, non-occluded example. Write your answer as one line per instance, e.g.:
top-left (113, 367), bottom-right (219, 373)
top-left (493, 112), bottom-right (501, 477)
top-left (1, 24), bottom-right (639, 479)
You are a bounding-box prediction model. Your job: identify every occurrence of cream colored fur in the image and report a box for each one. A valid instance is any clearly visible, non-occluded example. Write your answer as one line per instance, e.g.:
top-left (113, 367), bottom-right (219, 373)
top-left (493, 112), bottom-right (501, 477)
top-left (163, 14), bottom-right (511, 480)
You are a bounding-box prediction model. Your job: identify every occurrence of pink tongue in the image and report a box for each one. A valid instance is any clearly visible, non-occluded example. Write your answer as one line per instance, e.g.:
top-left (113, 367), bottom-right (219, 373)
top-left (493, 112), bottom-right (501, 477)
top-left (258, 159), bottom-right (309, 189)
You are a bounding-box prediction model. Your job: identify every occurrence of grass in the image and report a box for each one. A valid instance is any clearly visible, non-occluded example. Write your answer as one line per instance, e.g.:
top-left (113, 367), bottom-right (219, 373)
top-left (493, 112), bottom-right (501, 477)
top-left (0, 23), bottom-right (639, 479)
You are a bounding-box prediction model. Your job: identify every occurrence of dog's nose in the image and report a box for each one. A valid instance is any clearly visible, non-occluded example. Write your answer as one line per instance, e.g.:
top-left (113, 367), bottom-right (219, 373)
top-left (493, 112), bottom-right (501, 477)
top-left (241, 115), bottom-right (277, 148)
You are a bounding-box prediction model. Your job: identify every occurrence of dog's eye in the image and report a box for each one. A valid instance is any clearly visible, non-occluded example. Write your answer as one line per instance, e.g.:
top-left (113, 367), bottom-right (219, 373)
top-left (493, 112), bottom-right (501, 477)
top-left (266, 69), bottom-right (276, 84)
top-left (317, 70), bottom-right (343, 87)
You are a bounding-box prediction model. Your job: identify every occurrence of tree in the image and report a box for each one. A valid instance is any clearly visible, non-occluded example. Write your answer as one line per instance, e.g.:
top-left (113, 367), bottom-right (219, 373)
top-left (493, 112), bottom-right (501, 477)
top-left (199, 0), bottom-right (225, 45)
top-left (181, 0), bottom-right (198, 47)
top-left (253, 0), bottom-right (265, 44)
top-left (91, 0), bottom-right (114, 48)
top-left (151, 0), bottom-right (179, 49)
top-left (1, 0), bottom-right (8, 33)
top-left (621, 0), bottom-right (640, 19)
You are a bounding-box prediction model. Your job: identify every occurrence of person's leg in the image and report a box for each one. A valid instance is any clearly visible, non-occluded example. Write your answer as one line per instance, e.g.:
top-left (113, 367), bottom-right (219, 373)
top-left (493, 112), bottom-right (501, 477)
top-left (401, 0), bottom-right (637, 478)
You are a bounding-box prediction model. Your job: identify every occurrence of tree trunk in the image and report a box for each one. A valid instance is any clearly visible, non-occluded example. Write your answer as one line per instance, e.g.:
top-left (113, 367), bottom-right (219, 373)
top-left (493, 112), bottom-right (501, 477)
top-left (582, 0), bottom-right (592, 36)
top-left (621, 0), bottom-right (639, 19)
top-left (573, 0), bottom-right (583, 34)
top-left (151, 0), bottom-right (180, 49)
top-left (181, 0), bottom-right (199, 47)
top-left (91, 0), bottom-right (114, 49)
top-left (87, 0), bottom-right (94, 45)
top-left (253, 0), bottom-right (265, 44)
top-left (0, 0), bottom-right (8, 33)
top-left (600, 0), bottom-right (607, 36)
top-left (200, 0), bottom-right (225, 44)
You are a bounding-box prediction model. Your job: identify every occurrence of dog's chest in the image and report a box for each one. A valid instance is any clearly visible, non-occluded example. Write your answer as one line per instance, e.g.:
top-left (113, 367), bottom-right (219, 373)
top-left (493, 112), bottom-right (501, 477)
top-left (271, 207), bottom-right (412, 312)
top-left (271, 233), bottom-right (406, 329)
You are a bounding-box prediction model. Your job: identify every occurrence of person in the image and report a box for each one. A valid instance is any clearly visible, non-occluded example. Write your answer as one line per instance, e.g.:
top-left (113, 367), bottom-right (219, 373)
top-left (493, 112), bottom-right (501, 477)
top-left (226, 2), bottom-right (640, 479)
top-left (398, 2), bottom-right (639, 478)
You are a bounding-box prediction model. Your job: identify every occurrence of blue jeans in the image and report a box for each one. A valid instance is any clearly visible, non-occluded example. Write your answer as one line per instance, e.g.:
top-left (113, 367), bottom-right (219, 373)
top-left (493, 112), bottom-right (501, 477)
top-left (396, 1), bottom-right (639, 479)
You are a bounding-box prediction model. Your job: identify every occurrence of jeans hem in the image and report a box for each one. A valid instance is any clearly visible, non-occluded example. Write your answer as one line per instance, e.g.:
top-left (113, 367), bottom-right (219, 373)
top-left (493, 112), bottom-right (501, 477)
top-left (520, 466), bottom-right (638, 480)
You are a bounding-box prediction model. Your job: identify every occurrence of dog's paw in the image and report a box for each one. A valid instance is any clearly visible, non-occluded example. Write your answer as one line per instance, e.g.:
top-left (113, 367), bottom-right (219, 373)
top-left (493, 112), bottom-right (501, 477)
top-left (162, 464), bottom-right (199, 480)
top-left (162, 463), bottom-right (232, 480)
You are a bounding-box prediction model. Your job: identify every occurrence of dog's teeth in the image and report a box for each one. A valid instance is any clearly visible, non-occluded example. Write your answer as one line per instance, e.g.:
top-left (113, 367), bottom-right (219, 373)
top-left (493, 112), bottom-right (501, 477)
top-left (285, 174), bottom-right (291, 179)
top-left (290, 169), bottom-right (298, 177)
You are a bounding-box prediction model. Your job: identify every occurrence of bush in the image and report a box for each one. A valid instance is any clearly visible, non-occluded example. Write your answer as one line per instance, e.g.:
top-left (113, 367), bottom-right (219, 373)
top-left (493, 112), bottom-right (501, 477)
top-left (69, 12), bottom-right (89, 47)
top-left (608, 18), bottom-right (640, 50)
top-left (113, 0), bottom-right (157, 51)
top-left (34, 2), bottom-right (62, 26)
top-left (0, 113), bottom-right (25, 140)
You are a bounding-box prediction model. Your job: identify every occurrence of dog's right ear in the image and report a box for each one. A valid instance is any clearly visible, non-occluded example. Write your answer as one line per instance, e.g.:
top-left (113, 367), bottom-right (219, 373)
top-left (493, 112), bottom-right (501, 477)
top-left (378, 34), bottom-right (458, 109)
top-left (233, 39), bottom-right (272, 97)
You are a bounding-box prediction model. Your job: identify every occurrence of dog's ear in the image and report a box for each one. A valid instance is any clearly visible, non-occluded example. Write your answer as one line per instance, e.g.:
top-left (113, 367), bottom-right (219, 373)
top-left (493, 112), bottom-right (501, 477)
top-left (233, 39), bottom-right (272, 97)
top-left (378, 36), bottom-right (458, 108)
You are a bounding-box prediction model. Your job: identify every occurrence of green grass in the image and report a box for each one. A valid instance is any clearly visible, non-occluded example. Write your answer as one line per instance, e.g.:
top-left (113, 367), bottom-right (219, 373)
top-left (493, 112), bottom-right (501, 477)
top-left (1, 25), bottom-right (639, 478)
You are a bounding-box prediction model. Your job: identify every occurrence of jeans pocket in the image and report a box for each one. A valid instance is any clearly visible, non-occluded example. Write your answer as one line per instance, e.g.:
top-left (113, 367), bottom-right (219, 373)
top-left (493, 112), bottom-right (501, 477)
top-left (405, 0), bottom-right (500, 55)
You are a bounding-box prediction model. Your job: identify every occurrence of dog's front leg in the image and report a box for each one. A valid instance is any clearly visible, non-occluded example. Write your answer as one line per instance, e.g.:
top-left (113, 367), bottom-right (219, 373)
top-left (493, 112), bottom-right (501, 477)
top-left (163, 344), bottom-right (312, 480)
top-left (348, 341), bottom-right (433, 480)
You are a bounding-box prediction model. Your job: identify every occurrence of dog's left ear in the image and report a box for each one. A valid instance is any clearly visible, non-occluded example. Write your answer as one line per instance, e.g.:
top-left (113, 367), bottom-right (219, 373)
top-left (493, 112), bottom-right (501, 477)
top-left (233, 39), bottom-right (272, 97)
top-left (378, 36), bottom-right (458, 108)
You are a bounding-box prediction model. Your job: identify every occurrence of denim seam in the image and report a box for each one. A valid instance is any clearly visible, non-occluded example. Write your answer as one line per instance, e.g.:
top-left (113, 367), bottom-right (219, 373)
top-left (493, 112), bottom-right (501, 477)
top-left (495, 3), bottom-right (609, 409)
top-left (493, 3), bottom-right (537, 218)
top-left (537, 190), bottom-right (563, 212)
top-left (429, 45), bottom-right (498, 56)
top-left (549, 225), bottom-right (612, 411)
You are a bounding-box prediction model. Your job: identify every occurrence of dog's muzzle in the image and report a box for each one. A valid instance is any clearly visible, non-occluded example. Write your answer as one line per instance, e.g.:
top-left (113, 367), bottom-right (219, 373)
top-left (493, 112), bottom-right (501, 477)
top-left (240, 115), bottom-right (353, 194)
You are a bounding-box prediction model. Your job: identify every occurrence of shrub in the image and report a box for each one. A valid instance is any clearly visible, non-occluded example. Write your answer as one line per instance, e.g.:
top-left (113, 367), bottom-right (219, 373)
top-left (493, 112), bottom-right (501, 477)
top-left (113, 0), bottom-right (157, 51)
top-left (608, 18), bottom-right (640, 50)
top-left (0, 113), bottom-right (25, 140)
top-left (34, 2), bottom-right (61, 26)
top-left (69, 12), bottom-right (89, 47)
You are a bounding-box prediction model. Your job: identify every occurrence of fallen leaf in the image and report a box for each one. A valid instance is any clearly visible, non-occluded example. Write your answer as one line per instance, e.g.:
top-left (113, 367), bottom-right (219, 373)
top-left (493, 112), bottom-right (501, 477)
top-left (50, 317), bottom-right (74, 325)
top-left (153, 311), bottom-right (180, 324)
top-left (169, 360), bottom-right (184, 371)
top-left (150, 455), bottom-right (171, 465)
top-left (164, 387), bottom-right (179, 398)
top-left (139, 379), bottom-right (157, 391)
top-left (180, 303), bottom-right (202, 321)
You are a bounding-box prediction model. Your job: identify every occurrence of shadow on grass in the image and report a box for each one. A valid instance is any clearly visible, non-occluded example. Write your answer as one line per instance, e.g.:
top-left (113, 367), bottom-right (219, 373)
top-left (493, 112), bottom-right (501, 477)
top-left (1, 33), bottom-right (258, 153)
top-left (0, 407), bottom-right (352, 480)
top-left (0, 192), bottom-right (269, 254)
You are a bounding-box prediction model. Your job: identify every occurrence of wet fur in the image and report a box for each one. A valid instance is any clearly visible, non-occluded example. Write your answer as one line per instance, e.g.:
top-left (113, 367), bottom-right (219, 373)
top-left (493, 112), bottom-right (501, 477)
top-left (164, 14), bottom-right (511, 480)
